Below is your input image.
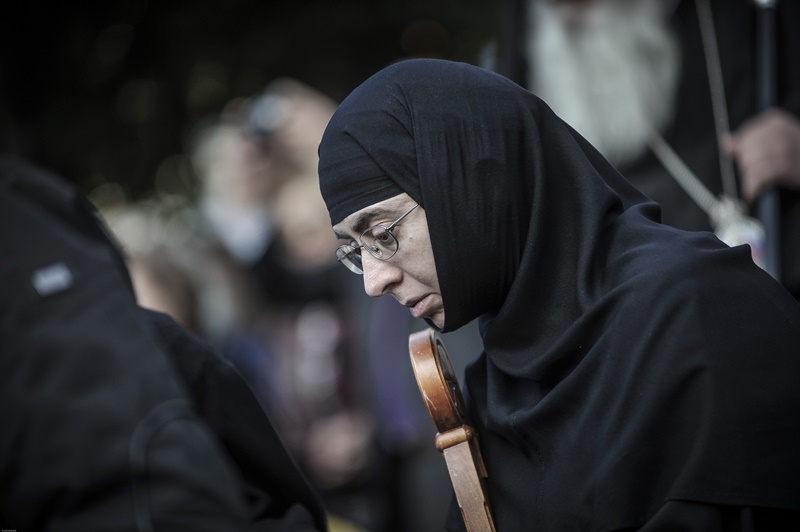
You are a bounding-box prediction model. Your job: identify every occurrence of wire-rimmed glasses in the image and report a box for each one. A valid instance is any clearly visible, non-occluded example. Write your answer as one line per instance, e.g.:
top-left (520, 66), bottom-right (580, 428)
top-left (336, 204), bottom-right (419, 274)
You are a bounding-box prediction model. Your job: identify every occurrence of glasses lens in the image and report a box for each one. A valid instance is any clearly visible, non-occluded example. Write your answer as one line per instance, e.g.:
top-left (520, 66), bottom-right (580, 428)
top-left (336, 245), bottom-right (364, 274)
top-left (361, 227), bottom-right (398, 260)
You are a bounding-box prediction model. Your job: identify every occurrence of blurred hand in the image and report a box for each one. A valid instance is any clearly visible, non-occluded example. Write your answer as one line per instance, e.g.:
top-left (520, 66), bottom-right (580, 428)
top-left (722, 108), bottom-right (800, 202)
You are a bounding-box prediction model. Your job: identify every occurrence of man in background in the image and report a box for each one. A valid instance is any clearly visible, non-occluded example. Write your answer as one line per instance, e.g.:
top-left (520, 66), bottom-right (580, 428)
top-left (493, 0), bottom-right (800, 297)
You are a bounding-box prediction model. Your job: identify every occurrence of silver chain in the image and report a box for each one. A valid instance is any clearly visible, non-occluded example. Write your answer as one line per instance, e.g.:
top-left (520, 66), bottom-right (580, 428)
top-left (648, 131), bottom-right (720, 216)
top-left (647, 0), bottom-right (742, 224)
top-left (695, 0), bottom-right (739, 198)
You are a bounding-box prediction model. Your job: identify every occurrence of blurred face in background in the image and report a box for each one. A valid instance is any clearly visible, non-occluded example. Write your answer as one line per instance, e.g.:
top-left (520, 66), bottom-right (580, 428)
top-left (273, 176), bottom-right (340, 272)
top-left (199, 126), bottom-right (279, 209)
top-left (528, 0), bottom-right (680, 165)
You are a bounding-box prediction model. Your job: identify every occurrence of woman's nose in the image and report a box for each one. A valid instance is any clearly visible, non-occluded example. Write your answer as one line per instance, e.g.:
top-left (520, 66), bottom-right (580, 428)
top-left (362, 255), bottom-right (402, 298)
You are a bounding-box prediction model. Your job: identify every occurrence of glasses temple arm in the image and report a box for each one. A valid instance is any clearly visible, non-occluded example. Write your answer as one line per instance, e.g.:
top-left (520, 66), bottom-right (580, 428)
top-left (386, 204), bottom-right (419, 231)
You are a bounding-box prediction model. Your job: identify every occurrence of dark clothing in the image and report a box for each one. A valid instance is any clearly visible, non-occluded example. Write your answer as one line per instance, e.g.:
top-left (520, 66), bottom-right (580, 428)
top-left (318, 59), bottom-right (800, 531)
top-left (0, 156), bottom-right (326, 531)
top-left (496, 0), bottom-right (800, 298)
top-left (147, 309), bottom-right (328, 532)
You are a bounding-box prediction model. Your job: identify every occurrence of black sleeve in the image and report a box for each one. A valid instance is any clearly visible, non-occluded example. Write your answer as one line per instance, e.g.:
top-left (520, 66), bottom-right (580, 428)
top-left (0, 157), bottom-right (252, 531)
top-left (146, 308), bottom-right (329, 532)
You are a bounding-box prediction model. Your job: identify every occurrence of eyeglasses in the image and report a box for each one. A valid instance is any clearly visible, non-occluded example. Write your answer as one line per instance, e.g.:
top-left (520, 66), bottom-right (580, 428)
top-left (336, 204), bottom-right (419, 275)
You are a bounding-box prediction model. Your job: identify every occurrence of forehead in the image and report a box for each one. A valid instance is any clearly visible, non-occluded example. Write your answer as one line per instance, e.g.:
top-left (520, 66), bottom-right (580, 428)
top-left (332, 193), bottom-right (412, 239)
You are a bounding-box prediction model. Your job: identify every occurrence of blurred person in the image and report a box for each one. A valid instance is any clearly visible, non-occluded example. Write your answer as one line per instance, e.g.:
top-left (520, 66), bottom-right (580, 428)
top-left (191, 77), bottom-right (337, 272)
top-left (192, 122), bottom-right (280, 267)
top-left (192, 81), bottom-right (387, 531)
top-left (0, 156), bottom-right (327, 531)
top-left (492, 0), bottom-right (800, 298)
top-left (101, 182), bottom-right (372, 532)
top-left (271, 150), bottom-right (477, 532)
top-left (264, 108), bottom-right (483, 532)
top-left (100, 196), bottom-right (278, 413)
top-left (101, 196), bottom-right (203, 332)
top-left (317, 58), bottom-right (800, 531)
top-left (244, 78), bottom-right (340, 177)
top-left (259, 172), bottom-right (383, 531)
top-left (248, 78), bottom-right (486, 532)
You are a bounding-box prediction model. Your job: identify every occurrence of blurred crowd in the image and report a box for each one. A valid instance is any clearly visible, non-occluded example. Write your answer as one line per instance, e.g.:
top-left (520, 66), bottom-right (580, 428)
top-left (95, 76), bottom-right (468, 532)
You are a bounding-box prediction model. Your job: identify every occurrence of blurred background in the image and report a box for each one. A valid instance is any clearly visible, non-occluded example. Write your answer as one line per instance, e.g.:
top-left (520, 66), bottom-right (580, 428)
top-left (0, 2), bottom-right (494, 531)
top-left (5, 1), bottom-right (797, 531)
top-left (0, 0), bottom-right (497, 199)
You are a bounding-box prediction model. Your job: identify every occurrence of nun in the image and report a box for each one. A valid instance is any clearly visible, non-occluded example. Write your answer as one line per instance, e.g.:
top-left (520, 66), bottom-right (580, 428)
top-left (317, 58), bottom-right (800, 531)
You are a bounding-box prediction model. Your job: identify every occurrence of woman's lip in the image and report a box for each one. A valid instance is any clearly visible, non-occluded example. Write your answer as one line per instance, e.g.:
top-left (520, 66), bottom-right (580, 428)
top-left (410, 294), bottom-right (431, 319)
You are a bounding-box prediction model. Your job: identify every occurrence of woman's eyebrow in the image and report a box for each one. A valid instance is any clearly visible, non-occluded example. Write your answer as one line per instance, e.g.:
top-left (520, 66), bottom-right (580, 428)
top-left (333, 208), bottom-right (389, 240)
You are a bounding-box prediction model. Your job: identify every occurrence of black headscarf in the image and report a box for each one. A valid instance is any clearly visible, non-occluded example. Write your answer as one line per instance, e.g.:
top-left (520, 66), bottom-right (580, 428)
top-left (318, 59), bottom-right (800, 530)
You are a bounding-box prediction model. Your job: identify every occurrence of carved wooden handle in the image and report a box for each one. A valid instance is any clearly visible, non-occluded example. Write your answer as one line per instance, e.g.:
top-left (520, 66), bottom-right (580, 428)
top-left (409, 328), bottom-right (496, 532)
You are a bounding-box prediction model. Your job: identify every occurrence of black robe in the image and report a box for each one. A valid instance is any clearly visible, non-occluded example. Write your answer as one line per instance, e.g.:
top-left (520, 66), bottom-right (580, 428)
top-left (317, 59), bottom-right (800, 531)
top-left (0, 156), bottom-right (326, 531)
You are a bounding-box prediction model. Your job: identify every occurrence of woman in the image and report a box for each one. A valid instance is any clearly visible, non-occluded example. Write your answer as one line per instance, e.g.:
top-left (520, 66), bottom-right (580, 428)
top-left (317, 59), bottom-right (800, 530)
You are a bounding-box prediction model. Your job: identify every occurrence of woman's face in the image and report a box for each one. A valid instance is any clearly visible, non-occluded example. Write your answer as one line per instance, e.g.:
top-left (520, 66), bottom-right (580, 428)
top-left (333, 193), bottom-right (444, 328)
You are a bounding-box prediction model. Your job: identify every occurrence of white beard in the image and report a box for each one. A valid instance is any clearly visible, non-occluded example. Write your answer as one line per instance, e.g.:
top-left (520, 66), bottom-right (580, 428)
top-left (528, 0), bottom-right (681, 165)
